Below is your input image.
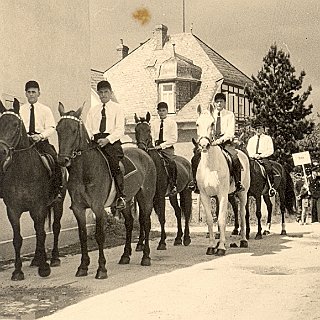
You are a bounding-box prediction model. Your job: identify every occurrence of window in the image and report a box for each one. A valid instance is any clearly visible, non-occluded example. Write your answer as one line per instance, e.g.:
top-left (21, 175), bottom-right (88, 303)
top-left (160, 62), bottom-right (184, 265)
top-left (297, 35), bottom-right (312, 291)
top-left (159, 83), bottom-right (175, 113)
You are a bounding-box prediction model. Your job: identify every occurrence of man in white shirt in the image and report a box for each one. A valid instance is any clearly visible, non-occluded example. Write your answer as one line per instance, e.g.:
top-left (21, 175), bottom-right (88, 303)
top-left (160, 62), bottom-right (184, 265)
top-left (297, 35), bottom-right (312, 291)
top-left (20, 80), bottom-right (63, 201)
top-left (151, 102), bottom-right (178, 196)
top-left (246, 120), bottom-right (275, 195)
top-left (189, 92), bottom-right (244, 193)
top-left (86, 80), bottom-right (126, 210)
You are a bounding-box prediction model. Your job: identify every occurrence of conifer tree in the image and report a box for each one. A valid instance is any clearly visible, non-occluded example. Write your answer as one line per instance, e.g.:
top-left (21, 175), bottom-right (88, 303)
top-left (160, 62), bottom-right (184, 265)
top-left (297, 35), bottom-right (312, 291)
top-left (245, 44), bottom-right (314, 170)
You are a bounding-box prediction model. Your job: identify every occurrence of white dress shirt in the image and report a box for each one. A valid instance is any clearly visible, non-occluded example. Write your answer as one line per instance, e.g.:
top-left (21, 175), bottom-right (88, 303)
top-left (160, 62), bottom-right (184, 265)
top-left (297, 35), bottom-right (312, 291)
top-left (151, 117), bottom-right (178, 149)
top-left (86, 100), bottom-right (125, 144)
top-left (20, 102), bottom-right (56, 139)
top-left (212, 108), bottom-right (235, 142)
top-left (247, 134), bottom-right (274, 158)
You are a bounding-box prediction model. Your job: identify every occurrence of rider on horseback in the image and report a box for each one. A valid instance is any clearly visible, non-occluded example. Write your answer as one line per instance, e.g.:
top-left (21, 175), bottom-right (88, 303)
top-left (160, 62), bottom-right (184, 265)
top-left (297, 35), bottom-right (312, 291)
top-left (151, 102), bottom-right (178, 197)
top-left (189, 92), bottom-right (245, 193)
top-left (246, 119), bottom-right (276, 197)
top-left (20, 80), bottom-right (63, 202)
top-left (86, 80), bottom-right (126, 210)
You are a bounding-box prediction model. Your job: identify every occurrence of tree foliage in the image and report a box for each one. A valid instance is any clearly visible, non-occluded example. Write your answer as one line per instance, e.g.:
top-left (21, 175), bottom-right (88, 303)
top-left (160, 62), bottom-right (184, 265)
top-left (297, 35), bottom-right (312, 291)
top-left (244, 44), bottom-right (314, 170)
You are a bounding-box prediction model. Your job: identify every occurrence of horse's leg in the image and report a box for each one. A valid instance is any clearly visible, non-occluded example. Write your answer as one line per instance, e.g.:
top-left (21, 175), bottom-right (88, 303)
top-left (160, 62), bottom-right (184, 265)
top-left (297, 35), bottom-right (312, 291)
top-left (216, 194), bottom-right (228, 256)
top-left (214, 196), bottom-right (220, 239)
top-left (135, 203), bottom-right (145, 252)
top-left (229, 194), bottom-right (239, 235)
top-left (245, 197), bottom-right (251, 239)
top-left (263, 195), bottom-right (273, 235)
top-left (7, 209), bottom-right (25, 281)
top-left (255, 196), bottom-right (263, 240)
top-left (50, 201), bottom-right (64, 267)
top-left (30, 207), bottom-right (51, 278)
top-left (119, 205), bottom-right (134, 265)
top-left (94, 208), bottom-right (108, 279)
top-left (237, 193), bottom-right (248, 248)
top-left (72, 206), bottom-right (90, 277)
top-left (279, 191), bottom-right (287, 235)
top-left (135, 191), bottom-right (152, 266)
top-left (179, 188), bottom-right (192, 246)
top-left (169, 194), bottom-right (183, 246)
top-left (201, 193), bottom-right (216, 255)
top-left (154, 195), bottom-right (167, 250)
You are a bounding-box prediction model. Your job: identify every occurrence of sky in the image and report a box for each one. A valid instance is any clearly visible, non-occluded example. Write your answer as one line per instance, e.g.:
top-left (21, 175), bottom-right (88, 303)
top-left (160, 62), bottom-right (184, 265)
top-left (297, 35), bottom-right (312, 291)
top-left (89, 0), bottom-right (320, 116)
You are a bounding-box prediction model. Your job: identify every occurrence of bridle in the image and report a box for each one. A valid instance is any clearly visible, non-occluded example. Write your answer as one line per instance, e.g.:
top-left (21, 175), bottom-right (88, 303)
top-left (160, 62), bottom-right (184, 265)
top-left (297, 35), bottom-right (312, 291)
top-left (135, 121), bottom-right (153, 151)
top-left (57, 115), bottom-right (93, 160)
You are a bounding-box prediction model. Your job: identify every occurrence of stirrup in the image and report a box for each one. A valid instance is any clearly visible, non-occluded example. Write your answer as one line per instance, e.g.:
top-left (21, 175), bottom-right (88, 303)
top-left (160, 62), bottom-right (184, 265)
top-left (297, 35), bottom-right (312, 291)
top-left (116, 197), bottom-right (126, 210)
top-left (169, 186), bottom-right (178, 197)
top-left (188, 180), bottom-right (197, 191)
top-left (269, 187), bottom-right (276, 197)
top-left (235, 183), bottom-right (245, 193)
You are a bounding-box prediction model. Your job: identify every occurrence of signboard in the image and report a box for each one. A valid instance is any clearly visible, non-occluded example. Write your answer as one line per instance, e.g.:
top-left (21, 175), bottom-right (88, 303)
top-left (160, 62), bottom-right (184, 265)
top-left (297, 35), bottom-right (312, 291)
top-left (292, 151), bottom-right (311, 166)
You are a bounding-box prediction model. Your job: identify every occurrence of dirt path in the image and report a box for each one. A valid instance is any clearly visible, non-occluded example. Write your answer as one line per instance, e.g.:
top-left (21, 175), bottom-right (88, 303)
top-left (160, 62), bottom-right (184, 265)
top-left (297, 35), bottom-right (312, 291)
top-left (1, 222), bottom-right (320, 319)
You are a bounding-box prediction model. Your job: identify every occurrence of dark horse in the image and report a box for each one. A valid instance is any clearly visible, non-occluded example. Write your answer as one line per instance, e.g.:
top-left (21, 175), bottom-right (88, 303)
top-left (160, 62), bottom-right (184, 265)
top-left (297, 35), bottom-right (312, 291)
top-left (0, 99), bottom-right (66, 281)
top-left (134, 112), bottom-right (192, 250)
top-left (56, 103), bottom-right (156, 279)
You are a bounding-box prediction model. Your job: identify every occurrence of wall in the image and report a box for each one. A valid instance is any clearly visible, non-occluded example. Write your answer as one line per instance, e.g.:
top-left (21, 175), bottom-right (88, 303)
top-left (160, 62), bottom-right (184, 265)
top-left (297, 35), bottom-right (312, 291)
top-left (0, 0), bottom-right (92, 260)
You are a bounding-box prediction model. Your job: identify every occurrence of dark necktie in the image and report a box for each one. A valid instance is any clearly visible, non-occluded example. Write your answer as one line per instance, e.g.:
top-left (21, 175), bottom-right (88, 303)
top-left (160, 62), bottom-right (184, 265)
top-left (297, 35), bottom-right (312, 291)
top-left (158, 119), bottom-right (164, 143)
top-left (256, 135), bottom-right (260, 154)
top-left (99, 103), bottom-right (106, 133)
top-left (29, 104), bottom-right (35, 134)
top-left (215, 111), bottom-right (221, 138)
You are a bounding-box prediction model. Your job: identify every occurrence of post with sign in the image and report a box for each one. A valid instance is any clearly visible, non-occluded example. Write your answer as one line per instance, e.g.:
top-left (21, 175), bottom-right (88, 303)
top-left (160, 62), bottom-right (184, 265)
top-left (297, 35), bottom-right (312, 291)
top-left (292, 151), bottom-right (312, 187)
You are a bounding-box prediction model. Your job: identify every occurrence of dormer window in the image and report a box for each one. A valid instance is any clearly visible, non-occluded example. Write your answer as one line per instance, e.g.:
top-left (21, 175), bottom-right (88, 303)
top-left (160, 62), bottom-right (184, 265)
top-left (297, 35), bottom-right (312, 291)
top-left (159, 83), bottom-right (175, 113)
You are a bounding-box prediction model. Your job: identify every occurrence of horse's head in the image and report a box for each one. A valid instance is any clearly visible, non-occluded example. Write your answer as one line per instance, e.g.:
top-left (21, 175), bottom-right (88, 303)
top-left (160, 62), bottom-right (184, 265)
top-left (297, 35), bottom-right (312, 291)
top-left (0, 99), bottom-right (26, 168)
top-left (196, 104), bottom-right (215, 153)
top-left (134, 112), bottom-right (152, 151)
top-left (56, 102), bottom-right (86, 167)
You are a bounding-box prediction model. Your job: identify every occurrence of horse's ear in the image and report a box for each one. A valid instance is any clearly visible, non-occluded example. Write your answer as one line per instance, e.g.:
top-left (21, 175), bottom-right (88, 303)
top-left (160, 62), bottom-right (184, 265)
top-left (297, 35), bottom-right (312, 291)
top-left (13, 98), bottom-right (20, 114)
top-left (197, 104), bottom-right (202, 115)
top-left (134, 113), bottom-right (139, 123)
top-left (209, 103), bottom-right (214, 115)
top-left (74, 101), bottom-right (85, 119)
top-left (0, 100), bottom-right (6, 113)
top-left (146, 112), bottom-right (151, 123)
top-left (58, 102), bottom-right (65, 116)
top-left (192, 137), bottom-right (197, 146)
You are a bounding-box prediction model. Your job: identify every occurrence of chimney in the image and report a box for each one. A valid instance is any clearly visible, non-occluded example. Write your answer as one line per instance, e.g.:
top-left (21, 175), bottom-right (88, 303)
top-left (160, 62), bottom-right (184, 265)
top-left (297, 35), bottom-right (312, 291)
top-left (154, 24), bottom-right (168, 50)
top-left (116, 39), bottom-right (129, 60)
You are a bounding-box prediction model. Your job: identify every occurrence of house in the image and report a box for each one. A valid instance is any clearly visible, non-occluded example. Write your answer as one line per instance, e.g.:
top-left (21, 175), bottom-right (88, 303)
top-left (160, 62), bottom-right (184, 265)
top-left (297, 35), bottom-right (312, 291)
top-left (97, 24), bottom-right (253, 145)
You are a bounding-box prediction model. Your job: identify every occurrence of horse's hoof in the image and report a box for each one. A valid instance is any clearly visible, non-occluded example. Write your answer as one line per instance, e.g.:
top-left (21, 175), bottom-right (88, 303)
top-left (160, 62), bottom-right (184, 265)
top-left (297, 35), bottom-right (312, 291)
top-left (157, 243), bottom-right (167, 250)
top-left (230, 243), bottom-right (238, 248)
top-left (11, 270), bottom-right (24, 281)
top-left (215, 233), bottom-right (220, 240)
top-left (136, 244), bottom-right (144, 252)
top-left (255, 234), bottom-right (263, 240)
top-left (206, 232), bottom-right (210, 238)
top-left (206, 247), bottom-right (216, 255)
top-left (141, 257), bottom-right (151, 266)
top-left (281, 230), bottom-right (287, 235)
top-left (231, 229), bottom-right (239, 236)
top-left (215, 248), bottom-right (226, 256)
top-left (30, 259), bottom-right (40, 267)
top-left (240, 240), bottom-right (248, 248)
top-left (174, 238), bottom-right (182, 246)
top-left (95, 269), bottom-right (108, 279)
top-left (50, 258), bottom-right (61, 267)
top-left (183, 238), bottom-right (191, 246)
top-left (38, 263), bottom-right (51, 278)
top-left (119, 255), bottom-right (130, 264)
top-left (75, 268), bottom-right (88, 277)
top-left (263, 230), bottom-right (270, 236)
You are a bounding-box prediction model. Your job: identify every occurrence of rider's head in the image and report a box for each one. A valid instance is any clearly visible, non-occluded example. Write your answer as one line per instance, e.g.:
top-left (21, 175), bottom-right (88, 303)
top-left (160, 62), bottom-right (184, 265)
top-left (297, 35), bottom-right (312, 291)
top-left (214, 92), bottom-right (226, 112)
top-left (252, 119), bottom-right (264, 136)
top-left (157, 102), bottom-right (169, 120)
top-left (25, 80), bottom-right (40, 105)
top-left (97, 80), bottom-right (113, 104)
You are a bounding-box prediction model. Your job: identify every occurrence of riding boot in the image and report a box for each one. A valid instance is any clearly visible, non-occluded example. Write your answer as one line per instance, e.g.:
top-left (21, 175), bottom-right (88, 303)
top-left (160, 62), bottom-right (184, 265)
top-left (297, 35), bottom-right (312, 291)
top-left (233, 157), bottom-right (245, 192)
top-left (114, 171), bottom-right (126, 210)
top-left (168, 160), bottom-right (178, 196)
top-left (188, 152), bottom-right (200, 193)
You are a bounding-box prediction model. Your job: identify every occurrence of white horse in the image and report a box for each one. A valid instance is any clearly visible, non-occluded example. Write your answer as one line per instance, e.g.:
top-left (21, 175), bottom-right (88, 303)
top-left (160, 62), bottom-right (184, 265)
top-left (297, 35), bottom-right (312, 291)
top-left (196, 104), bottom-right (250, 255)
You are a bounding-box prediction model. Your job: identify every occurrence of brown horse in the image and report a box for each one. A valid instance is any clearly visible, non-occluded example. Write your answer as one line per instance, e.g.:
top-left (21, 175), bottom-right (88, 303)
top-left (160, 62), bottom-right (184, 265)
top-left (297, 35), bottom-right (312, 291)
top-left (0, 99), bottom-right (66, 281)
top-left (134, 112), bottom-right (193, 250)
top-left (56, 103), bottom-right (157, 279)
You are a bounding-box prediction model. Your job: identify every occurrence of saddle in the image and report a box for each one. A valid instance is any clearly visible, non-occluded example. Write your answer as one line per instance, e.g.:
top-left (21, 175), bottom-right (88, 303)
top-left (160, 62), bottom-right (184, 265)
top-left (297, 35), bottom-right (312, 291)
top-left (36, 150), bottom-right (55, 177)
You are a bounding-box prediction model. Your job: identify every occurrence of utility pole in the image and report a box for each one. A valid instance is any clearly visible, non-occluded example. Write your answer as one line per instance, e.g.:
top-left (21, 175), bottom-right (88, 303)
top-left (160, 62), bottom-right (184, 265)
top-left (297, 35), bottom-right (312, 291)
top-left (182, 0), bottom-right (186, 32)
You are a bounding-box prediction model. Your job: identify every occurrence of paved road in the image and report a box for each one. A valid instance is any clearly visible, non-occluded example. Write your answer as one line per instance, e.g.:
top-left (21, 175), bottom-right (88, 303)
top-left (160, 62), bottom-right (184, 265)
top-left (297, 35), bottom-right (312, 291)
top-left (1, 222), bottom-right (320, 320)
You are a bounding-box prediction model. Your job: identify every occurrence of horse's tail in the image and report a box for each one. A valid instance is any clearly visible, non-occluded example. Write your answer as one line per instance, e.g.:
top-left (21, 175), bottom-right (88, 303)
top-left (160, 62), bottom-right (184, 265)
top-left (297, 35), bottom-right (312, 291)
top-left (284, 168), bottom-right (296, 215)
top-left (179, 188), bottom-right (193, 221)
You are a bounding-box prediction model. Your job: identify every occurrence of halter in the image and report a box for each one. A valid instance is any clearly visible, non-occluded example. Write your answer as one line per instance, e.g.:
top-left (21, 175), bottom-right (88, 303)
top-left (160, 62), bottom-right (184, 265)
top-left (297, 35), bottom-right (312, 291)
top-left (57, 115), bottom-right (93, 159)
top-left (135, 121), bottom-right (153, 151)
top-left (0, 111), bottom-right (35, 153)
